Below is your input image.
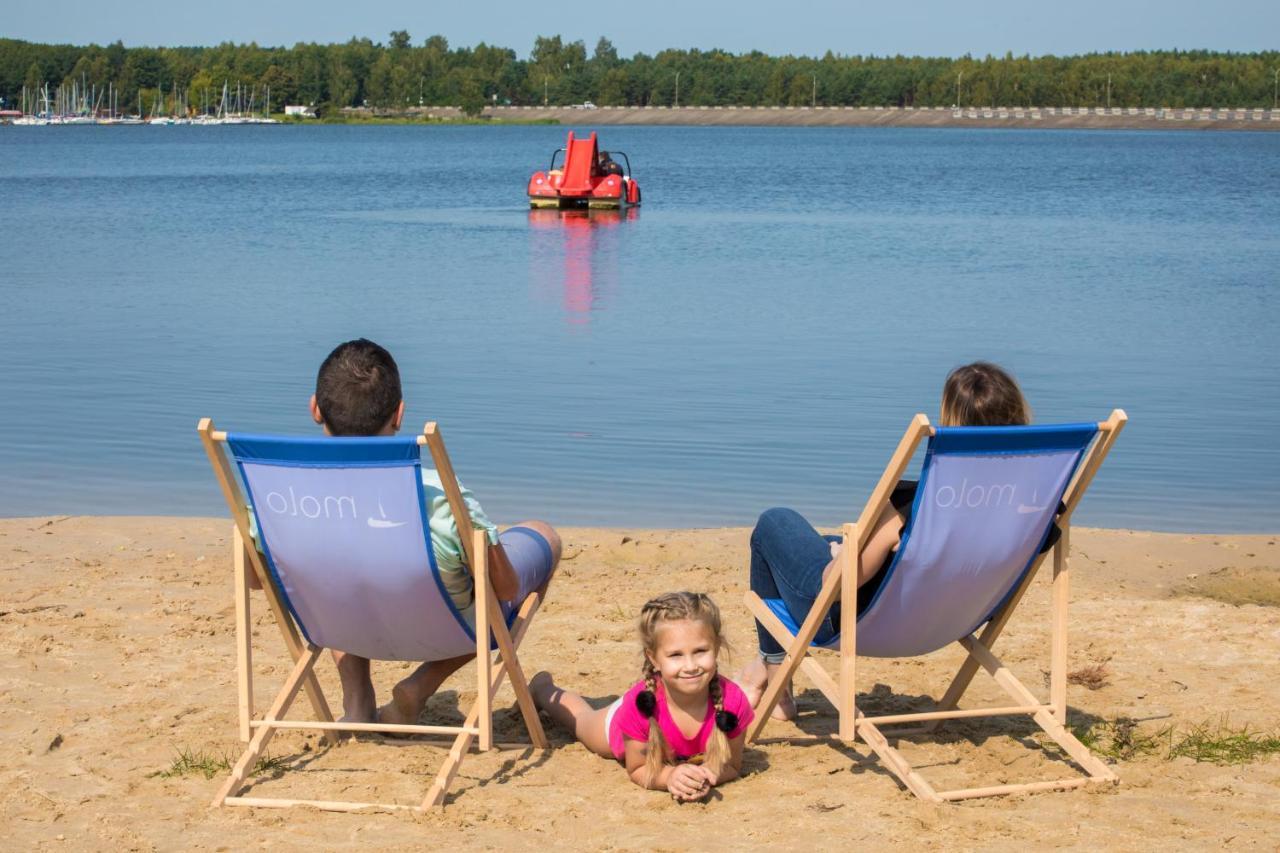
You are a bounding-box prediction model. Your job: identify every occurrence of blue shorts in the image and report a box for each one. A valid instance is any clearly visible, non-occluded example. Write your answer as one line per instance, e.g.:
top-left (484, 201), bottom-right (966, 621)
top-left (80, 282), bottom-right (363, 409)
top-left (498, 526), bottom-right (556, 607)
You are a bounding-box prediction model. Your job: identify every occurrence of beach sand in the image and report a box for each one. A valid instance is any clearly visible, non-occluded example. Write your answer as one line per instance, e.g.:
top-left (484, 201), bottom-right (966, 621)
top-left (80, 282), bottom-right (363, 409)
top-left (2, 516), bottom-right (1277, 849)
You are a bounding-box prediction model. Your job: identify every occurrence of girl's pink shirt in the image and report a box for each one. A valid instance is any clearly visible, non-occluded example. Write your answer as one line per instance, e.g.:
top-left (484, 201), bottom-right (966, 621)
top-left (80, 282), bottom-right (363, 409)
top-left (608, 675), bottom-right (754, 761)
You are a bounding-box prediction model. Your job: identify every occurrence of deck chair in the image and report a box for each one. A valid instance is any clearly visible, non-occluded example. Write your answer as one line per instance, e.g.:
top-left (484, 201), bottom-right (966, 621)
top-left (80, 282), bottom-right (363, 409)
top-left (747, 410), bottom-right (1127, 802)
top-left (196, 419), bottom-right (552, 812)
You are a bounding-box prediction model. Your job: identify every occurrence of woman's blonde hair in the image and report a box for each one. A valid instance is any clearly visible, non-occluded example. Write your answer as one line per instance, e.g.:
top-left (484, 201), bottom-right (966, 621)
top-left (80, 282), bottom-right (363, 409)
top-left (636, 592), bottom-right (733, 786)
top-left (940, 362), bottom-right (1032, 427)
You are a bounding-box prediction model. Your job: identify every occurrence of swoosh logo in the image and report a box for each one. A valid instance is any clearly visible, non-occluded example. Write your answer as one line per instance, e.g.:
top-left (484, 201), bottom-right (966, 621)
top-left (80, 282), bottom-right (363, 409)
top-left (367, 494), bottom-right (407, 528)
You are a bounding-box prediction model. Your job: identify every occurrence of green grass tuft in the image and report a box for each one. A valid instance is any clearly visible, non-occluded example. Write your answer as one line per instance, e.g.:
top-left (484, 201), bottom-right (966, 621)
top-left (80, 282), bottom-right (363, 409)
top-left (1072, 716), bottom-right (1169, 761)
top-left (1168, 721), bottom-right (1280, 764)
top-left (151, 747), bottom-right (290, 780)
top-left (1072, 716), bottom-right (1280, 765)
top-left (151, 747), bottom-right (230, 780)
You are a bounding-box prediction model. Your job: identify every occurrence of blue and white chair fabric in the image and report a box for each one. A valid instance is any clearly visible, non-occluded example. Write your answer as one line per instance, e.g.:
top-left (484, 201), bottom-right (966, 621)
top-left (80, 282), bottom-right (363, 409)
top-left (227, 433), bottom-right (482, 662)
top-left (762, 423), bottom-right (1098, 657)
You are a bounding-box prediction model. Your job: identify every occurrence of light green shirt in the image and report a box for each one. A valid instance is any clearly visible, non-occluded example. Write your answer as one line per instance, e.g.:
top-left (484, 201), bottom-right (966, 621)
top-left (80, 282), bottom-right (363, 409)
top-left (419, 469), bottom-right (500, 622)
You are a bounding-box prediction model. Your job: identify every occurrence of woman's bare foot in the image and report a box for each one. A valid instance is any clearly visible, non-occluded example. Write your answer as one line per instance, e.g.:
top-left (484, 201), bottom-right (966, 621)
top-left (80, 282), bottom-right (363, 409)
top-left (738, 657), bottom-right (797, 721)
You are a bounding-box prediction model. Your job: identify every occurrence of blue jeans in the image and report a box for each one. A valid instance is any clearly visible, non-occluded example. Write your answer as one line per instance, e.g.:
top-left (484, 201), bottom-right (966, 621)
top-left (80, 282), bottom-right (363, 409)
top-left (750, 507), bottom-right (841, 663)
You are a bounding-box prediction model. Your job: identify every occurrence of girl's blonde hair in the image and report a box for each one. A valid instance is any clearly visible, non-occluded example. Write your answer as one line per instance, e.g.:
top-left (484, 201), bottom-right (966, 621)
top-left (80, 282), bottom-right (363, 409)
top-left (636, 592), bottom-right (733, 786)
top-left (940, 362), bottom-right (1032, 427)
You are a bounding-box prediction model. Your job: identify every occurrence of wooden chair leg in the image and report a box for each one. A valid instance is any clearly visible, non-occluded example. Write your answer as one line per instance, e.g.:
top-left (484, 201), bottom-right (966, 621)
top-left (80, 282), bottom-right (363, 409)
top-left (487, 596), bottom-right (546, 748)
top-left (213, 645), bottom-right (322, 807)
top-left (421, 588), bottom-right (549, 809)
top-left (1050, 530), bottom-right (1070, 724)
top-left (856, 716), bottom-right (942, 802)
top-left (838, 523), bottom-right (859, 742)
top-left (233, 527), bottom-right (254, 743)
top-left (745, 582), bottom-right (837, 741)
top-left (959, 636), bottom-right (1115, 781)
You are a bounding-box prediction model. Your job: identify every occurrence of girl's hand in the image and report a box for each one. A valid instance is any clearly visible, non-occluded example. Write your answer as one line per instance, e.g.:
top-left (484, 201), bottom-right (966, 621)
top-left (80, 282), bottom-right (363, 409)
top-left (667, 763), bottom-right (710, 801)
top-left (829, 540), bottom-right (842, 561)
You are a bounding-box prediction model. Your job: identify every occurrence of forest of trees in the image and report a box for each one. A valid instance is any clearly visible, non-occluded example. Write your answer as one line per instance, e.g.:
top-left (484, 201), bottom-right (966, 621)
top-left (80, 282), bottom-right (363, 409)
top-left (2, 34), bottom-right (1277, 116)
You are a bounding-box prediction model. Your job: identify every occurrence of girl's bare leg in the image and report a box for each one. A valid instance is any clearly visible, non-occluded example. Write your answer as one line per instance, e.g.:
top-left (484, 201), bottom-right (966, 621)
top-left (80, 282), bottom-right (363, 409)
top-left (531, 671), bottom-right (614, 758)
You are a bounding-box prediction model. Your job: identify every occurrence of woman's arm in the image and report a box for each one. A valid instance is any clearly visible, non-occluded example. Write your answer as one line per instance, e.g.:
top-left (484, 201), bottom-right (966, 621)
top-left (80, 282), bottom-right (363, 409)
top-left (821, 504), bottom-right (905, 592)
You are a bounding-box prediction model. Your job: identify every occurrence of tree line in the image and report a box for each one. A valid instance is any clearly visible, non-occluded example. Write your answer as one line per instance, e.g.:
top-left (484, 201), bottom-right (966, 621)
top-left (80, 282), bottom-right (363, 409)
top-left (2, 34), bottom-right (1277, 116)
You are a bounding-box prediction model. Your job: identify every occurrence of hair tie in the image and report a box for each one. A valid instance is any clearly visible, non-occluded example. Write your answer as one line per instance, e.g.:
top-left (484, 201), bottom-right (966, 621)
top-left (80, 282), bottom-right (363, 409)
top-left (715, 709), bottom-right (739, 733)
top-left (635, 689), bottom-right (657, 718)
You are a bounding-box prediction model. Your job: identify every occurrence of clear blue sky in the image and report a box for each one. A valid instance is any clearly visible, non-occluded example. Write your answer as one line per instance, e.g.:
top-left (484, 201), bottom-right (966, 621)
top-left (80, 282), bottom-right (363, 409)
top-left (7, 0), bottom-right (1278, 57)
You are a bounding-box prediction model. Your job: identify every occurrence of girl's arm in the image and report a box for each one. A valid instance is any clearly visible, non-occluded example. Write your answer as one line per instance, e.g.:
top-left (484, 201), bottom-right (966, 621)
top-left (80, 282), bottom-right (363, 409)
top-left (705, 733), bottom-right (746, 786)
top-left (623, 739), bottom-right (708, 799)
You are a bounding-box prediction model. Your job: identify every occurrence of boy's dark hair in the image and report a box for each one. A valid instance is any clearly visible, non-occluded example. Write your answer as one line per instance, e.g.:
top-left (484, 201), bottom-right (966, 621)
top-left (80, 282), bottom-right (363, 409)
top-left (314, 339), bottom-right (402, 436)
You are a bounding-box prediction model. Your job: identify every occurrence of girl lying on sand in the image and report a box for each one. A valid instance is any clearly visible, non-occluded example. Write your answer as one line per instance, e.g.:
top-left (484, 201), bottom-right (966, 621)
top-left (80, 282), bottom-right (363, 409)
top-left (532, 592), bottom-right (754, 801)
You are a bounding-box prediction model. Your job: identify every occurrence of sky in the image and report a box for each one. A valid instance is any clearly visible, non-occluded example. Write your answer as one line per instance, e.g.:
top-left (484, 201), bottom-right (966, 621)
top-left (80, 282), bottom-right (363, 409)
top-left (6, 0), bottom-right (1278, 58)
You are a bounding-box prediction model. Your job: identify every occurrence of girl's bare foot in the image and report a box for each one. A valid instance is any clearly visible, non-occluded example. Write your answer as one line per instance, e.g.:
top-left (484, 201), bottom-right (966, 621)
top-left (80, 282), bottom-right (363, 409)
top-left (738, 657), bottom-right (797, 721)
top-left (530, 670), bottom-right (556, 709)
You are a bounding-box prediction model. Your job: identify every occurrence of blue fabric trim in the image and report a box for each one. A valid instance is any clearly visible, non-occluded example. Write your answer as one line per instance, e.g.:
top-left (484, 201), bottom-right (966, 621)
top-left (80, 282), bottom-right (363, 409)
top-left (227, 433), bottom-right (419, 467)
top-left (235, 459), bottom-right (315, 646)
top-left (414, 462), bottom-right (476, 643)
top-left (932, 423), bottom-right (1098, 456)
top-left (503, 525), bottom-right (555, 571)
top-left (978, 437), bottom-right (1094, 626)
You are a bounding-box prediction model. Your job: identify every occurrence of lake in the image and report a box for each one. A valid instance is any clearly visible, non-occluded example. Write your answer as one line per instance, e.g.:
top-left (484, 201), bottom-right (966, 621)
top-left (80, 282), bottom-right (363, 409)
top-left (1, 124), bottom-right (1277, 532)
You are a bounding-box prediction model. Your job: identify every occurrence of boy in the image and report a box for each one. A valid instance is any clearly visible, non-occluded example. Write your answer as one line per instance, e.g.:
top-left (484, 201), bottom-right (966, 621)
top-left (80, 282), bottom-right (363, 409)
top-left (258, 338), bottom-right (561, 727)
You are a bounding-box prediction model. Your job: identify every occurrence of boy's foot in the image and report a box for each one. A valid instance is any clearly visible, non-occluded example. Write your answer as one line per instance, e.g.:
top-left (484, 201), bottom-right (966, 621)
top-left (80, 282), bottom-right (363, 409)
top-left (376, 681), bottom-right (424, 728)
top-left (737, 657), bottom-right (797, 721)
top-left (332, 650), bottom-right (376, 734)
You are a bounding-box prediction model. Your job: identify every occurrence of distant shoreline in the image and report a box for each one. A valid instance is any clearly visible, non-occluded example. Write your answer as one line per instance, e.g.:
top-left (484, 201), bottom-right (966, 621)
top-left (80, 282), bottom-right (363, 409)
top-left (8, 106), bottom-right (1277, 131)
top-left (409, 104), bottom-right (1280, 131)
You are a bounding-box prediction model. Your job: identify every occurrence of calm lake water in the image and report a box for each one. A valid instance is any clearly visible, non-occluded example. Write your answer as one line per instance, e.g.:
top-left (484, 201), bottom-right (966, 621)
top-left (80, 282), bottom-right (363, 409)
top-left (1, 125), bottom-right (1277, 532)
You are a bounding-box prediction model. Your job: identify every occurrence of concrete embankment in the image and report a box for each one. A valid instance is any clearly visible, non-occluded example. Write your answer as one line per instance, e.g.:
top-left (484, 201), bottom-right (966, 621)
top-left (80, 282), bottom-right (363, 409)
top-left (420, 104), bottom-right (1280, 130)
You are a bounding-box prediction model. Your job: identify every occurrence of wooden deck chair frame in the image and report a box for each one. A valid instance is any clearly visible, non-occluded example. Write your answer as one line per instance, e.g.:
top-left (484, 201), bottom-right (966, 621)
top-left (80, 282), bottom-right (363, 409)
top-left (746, 409), bottom-right (1127, 802)
top-left (197, 419), bottom-right (552, 812)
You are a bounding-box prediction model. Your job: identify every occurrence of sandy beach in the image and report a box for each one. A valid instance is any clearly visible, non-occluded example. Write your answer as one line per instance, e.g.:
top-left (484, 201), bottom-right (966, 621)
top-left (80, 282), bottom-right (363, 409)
top-left (2, 515), bottom-right (1278, 849)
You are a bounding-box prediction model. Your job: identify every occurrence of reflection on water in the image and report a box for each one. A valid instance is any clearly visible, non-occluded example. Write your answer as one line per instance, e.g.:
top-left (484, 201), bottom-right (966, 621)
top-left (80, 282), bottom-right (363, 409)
top-left (528, 208), bottom-right (638, 325)
top-left (1, 126), bottom-right (1278, 531)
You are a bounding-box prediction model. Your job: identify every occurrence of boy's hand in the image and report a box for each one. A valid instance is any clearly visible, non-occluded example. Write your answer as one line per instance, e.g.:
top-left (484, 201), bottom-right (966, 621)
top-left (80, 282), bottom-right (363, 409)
top-left (667, 763), bottom-right (710, 801)
top-left (829, 540), bottom-right (842, 561)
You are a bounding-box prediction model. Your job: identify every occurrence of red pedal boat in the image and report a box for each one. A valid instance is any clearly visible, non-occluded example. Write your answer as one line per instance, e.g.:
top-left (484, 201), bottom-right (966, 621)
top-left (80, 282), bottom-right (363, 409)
top-left (528, 131), bottom-right (641, 210)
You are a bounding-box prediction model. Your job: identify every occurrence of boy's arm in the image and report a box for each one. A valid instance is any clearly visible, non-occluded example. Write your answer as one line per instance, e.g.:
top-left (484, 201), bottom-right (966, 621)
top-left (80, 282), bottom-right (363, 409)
top-left (485, 541), bottom-right (521, 602)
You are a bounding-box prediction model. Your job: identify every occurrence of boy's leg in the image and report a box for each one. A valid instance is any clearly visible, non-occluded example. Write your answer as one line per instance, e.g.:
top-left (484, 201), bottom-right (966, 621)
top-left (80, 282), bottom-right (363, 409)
top-left (377, 521), bottom-right (560, 728)
top-left (378, 653), bottom-right (474, 726)
top-left (499, 521), bottom-right (561, 605)
top-left (331, 650), bottom-right (377, 725)
top-left (530, 671), bottom-right (614, 758)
